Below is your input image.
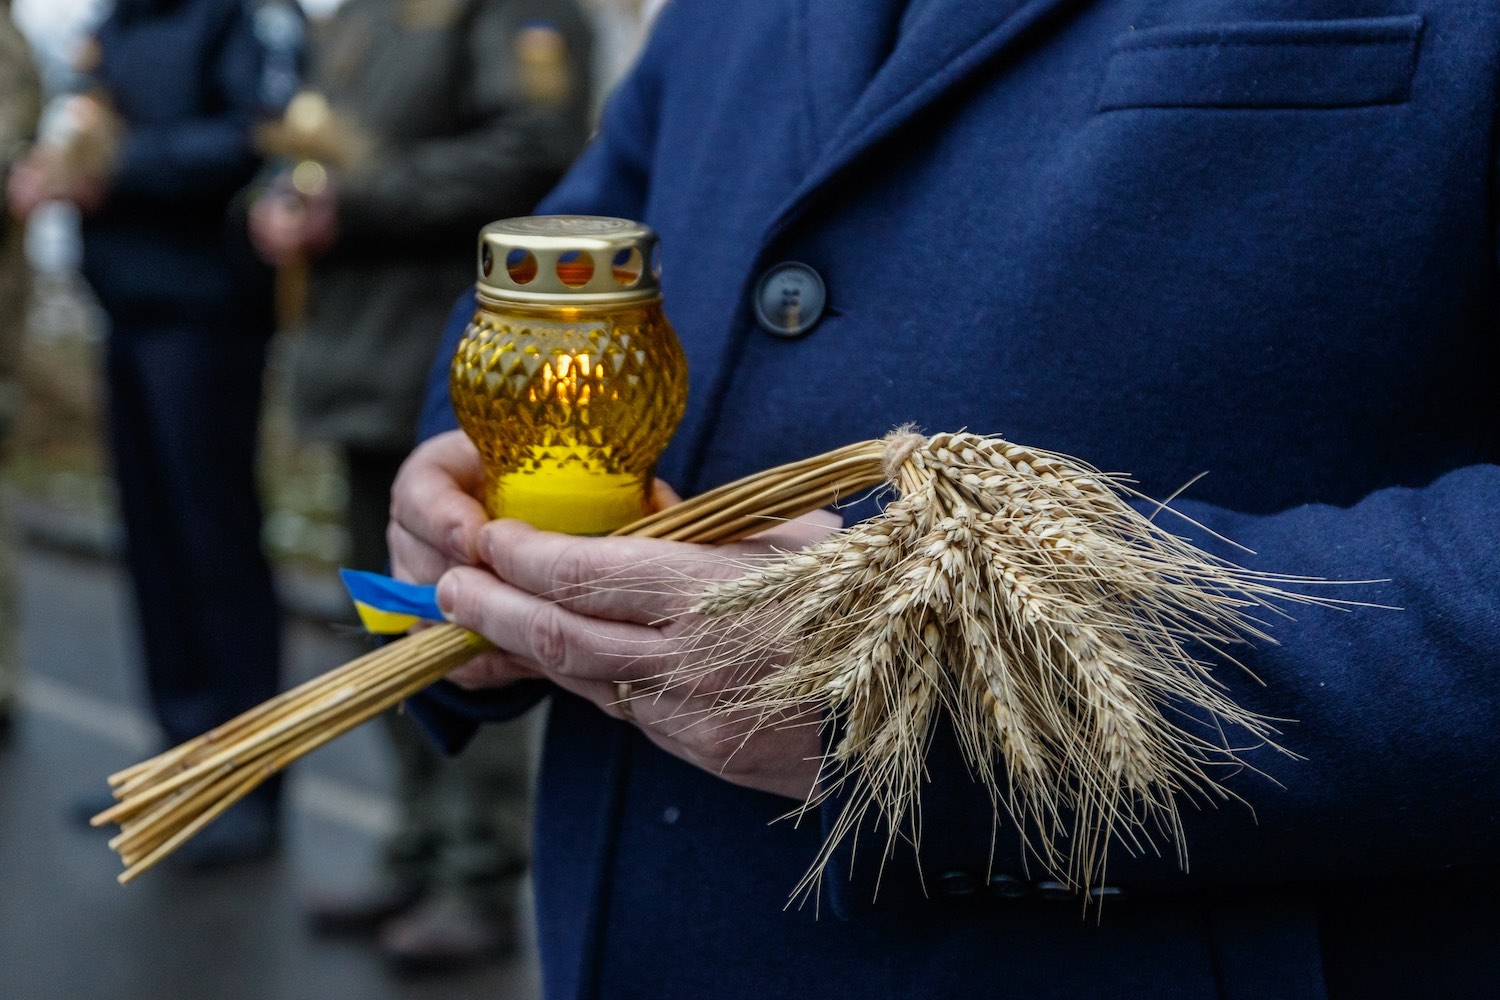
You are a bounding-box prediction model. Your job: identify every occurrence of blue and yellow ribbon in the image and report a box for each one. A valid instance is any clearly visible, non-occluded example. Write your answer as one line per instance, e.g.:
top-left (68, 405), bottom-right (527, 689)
top-left (338, 568), bottom-right (443, 635)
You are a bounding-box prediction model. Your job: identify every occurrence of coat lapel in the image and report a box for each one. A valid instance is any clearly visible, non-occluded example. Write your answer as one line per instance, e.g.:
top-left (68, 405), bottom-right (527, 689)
top-left (798, 0), bottom-right (909, 145)
top-left (768, 0), bottom-right (1088, 242)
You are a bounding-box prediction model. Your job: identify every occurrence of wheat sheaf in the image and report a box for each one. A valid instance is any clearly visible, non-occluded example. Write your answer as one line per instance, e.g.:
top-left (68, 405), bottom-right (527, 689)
top-left (662, 430), bottom-right (1351, 900)
top-left (96, 429), bottom-right (1355, 896)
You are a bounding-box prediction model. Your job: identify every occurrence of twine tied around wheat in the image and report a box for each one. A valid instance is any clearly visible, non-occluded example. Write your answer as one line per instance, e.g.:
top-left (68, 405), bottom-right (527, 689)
top-left (93, 429), bottom-right (1344, 893)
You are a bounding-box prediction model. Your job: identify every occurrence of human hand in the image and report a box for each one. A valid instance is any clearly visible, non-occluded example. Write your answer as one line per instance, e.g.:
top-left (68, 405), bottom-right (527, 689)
top-left (393, 428), bottom-right (842, 799)
top-left (248, 190), bottom-right (304, 267)
top-left (5, 148), bottom-right (107, 218)
top-left (248, 174), bottom-right (338, 266)
top-left (387, 428), bottom-right (682, 584)
top-left (5, 153), bottom-right (52, 220)
top-left (435, 513), bottom-right (841, 800)
top-left (389, 429), bottom-right (491, 581)
top-left (385, 429), bottom-right (531, 683)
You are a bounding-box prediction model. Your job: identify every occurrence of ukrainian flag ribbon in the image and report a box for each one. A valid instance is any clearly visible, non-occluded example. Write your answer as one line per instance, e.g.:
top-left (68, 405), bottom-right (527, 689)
top-left (339, 568), bottom-right (444, 635)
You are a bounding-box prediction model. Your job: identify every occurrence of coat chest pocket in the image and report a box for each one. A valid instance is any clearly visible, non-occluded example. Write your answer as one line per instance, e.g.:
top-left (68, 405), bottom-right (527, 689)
top-left (1097, 15), bottom-right (1423, 110)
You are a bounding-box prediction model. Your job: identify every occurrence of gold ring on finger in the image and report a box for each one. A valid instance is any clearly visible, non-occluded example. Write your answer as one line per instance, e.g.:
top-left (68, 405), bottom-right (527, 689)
top-left (614, 679), bottom-right (635, 723)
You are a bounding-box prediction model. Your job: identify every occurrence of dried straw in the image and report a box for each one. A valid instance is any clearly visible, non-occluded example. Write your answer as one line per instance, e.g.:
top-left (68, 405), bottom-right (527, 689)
top-left (94, 430), bottom-right (1346, 895)
top-left (92, 439), bottom-right (890, 882)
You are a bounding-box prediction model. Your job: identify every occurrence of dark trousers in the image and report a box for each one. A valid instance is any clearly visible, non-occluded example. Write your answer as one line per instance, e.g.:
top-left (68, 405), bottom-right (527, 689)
top-left (105, 320), bottom-right (282, 749)
top-left (343, 444), bottom-right (531, 904)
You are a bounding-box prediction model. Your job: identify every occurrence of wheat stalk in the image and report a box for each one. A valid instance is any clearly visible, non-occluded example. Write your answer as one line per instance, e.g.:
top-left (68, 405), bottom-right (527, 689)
top-left (92, 440), bottom-right (890, 882)
top-left (94, 430), bottom-right (1348, 896)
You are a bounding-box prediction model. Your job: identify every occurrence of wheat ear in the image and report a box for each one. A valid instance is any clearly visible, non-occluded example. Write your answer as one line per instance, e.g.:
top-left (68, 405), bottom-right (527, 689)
top-left (682, 430), bottom-right (1354, 899)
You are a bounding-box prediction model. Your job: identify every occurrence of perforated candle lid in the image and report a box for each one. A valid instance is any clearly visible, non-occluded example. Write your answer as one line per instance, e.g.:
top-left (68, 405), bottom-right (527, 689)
top-left (476, 215), bottom-right (660, 304)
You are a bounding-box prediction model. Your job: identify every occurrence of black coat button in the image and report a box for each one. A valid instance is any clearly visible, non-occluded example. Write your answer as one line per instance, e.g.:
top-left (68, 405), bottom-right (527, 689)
top-left (939, 869), bottom-right (980, 897)
top-left (987, 873), bottom-right (1029, 900)
top-left (1034, 880), bottom-right (1076, 903)
top-left (753, 262), bottom-right (826, 337)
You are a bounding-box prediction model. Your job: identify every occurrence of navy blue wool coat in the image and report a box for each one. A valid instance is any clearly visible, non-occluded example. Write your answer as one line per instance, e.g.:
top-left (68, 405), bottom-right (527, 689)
top-left (413, 0), bottom-right (1500, 996)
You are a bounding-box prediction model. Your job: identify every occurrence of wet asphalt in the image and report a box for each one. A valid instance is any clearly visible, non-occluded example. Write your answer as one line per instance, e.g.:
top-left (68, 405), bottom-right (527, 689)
top-left (0, 514), bottom-right (542, 1000)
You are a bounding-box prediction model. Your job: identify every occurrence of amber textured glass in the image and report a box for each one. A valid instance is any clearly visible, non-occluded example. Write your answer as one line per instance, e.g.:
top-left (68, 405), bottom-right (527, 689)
top-left (451, 271), bottom-right (687, 535)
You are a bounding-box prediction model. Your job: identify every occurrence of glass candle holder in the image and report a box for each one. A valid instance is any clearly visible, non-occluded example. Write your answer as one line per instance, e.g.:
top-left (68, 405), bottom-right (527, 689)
top-left (449, 216), bottom-right (688, 535)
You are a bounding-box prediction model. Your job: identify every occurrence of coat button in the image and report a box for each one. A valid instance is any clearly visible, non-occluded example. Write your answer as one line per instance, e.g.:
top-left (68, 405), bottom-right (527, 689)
top-left (1034, 880), bottom-right (1076, 903)
top-left (987, 873), bottom-right (1030, 900)
top-left (753, 262), bottom-right (826, 337)
top-left (939, 869), bottom-right (980, 897)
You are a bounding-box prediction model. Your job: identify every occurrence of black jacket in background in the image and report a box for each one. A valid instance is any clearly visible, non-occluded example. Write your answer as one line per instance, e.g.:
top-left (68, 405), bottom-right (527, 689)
top-left (82, 0), bottom-right (301, 330)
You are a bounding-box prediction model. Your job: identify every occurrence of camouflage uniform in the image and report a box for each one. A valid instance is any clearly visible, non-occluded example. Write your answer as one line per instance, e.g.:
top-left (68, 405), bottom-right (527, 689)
top-left (284, 0), bottom-right (593, 935)
top-left (0, 0), bottom-right (41, 729)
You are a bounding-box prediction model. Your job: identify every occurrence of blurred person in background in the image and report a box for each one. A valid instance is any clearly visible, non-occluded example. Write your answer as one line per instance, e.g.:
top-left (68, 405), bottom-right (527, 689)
top-left (578, 0), bottom-right (663, 112)
top-left (6, 0), bottom-right (303, 866)
top-left (248, 0), bottom-right (592, 971)
top-left (0, 0), bottom-right (42, 747)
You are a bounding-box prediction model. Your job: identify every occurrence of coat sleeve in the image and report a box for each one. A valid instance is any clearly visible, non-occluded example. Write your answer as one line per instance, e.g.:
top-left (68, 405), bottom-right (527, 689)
top-left (823, 462), bottom-right (1500, 914)
top-left (333, 0), bottom-right (595, 249)
top-left (109, 0), bottom-right (302, 204)
top-left (838, 123), bottom-right (1500, 910)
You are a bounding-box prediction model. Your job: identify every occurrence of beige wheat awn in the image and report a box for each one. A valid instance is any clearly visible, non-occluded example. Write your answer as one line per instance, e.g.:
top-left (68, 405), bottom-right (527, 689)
top-left (94, 430), bottom-right (1348, 895)
top-left (679, 430), bottom-right (1350, 898)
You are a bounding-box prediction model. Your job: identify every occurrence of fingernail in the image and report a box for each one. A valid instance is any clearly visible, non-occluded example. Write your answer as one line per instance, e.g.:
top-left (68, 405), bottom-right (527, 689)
top-left (479, 524), bottom-right (506, 565)
top-left (436, 574), bottom-right (458, 622)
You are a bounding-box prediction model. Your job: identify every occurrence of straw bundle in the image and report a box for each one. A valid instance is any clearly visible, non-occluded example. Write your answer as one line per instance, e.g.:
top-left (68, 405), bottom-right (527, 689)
top-left (94, 431), bottom-right (1340, 892)
top-left (93, 440), bottom-right (892, 883)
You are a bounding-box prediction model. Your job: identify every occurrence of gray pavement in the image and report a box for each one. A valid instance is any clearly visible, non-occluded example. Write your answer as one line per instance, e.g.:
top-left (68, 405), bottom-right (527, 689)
top-left (0, 524), bottom-right (543, 1000)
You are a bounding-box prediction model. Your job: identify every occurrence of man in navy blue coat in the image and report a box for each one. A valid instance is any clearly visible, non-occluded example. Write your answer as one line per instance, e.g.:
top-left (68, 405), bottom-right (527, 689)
top-left (9, 0), bottom-right (302, 863)
top-left (390, 0), bottom-right (1500, 995)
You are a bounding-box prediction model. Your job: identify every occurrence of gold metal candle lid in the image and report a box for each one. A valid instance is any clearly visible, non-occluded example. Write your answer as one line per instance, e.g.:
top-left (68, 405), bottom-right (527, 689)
top-left (476, 215), bottom-right (661, 305)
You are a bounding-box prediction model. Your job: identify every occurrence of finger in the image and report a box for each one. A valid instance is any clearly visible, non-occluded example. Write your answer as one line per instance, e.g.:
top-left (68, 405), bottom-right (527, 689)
top-left (569, 669), bottom-right (821, 799)
top-left (442, 645), bottom-right (540, 691)
top-left (388, 524), bottom-right (455, 587)
top-left (734, 507), bottom-right (842, 550)
top-left (476, 519), bottom-right (736, 625)
top-left (537, 658), bottom-right (722, 729)
top-left (651, 478), bottom-right (682, 510)
top-left (436, 564), bottom-right (667, 685)
top-left (389, 430), bottom-right (489, 574)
